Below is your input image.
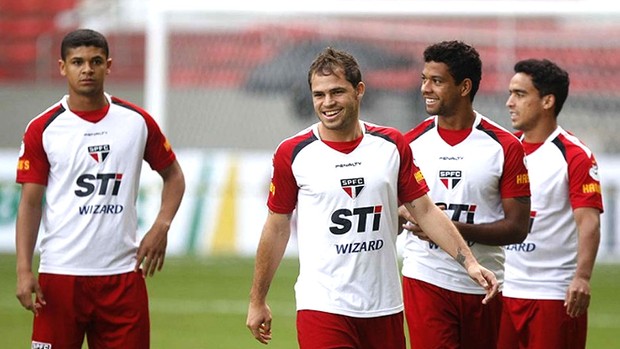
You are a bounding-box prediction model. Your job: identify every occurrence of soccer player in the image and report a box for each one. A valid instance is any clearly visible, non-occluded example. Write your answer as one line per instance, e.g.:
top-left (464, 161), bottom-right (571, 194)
top-left (498, 59), bottom-right (603, 349)
top-left (15, 28), bottom-right (185, 348)
top-left (400, 40), bottom-right (531, 349)
top-left (246, 47), bottom-right (498, 349)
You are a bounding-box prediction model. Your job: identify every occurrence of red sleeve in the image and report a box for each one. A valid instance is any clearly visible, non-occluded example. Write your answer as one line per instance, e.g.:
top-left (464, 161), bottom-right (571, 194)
top-left (500, 135), bottom-right (531, 199)
top-left (112, 97), bottom-right (176, 171)
top-left (397, 131), bottom-right (429, 204)
top-left (369, 124), bottom-right (429, 204)
top-left (266, 132), bottom-right (315, 214)
top-left (143, 113), bottom-right (176, 171)
top-left (15, 107), bottom-right (61, 185)
top-left (567, 148), bottom-right (604, 212)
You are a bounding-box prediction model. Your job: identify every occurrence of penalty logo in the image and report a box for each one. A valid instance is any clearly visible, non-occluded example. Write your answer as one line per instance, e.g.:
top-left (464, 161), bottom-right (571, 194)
top-left (439, 170), bottom-right (462, 190)
top-left (340, 177), bottom-right (365, 199)
top-left (88, 144), bottom-right (110, 163)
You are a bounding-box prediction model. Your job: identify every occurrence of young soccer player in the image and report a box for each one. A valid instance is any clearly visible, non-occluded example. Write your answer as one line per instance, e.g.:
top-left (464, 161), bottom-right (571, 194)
top-left (15, 28), bottom-right (185, 348)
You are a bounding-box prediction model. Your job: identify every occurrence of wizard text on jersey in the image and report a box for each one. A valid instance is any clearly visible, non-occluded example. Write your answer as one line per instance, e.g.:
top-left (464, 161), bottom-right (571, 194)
top-left (331, 205), bottom-right (384, 254)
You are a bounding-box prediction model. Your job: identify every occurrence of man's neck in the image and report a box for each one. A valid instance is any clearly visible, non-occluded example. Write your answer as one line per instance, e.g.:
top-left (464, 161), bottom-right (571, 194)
top-left (437, 109), bottom-right (476, 130)
top-left (67, 93), bottom-right (108, 112)
top-left (318, 122), bottom-right (363, 142)
top-left (523, 120), bottom-right (558, 143)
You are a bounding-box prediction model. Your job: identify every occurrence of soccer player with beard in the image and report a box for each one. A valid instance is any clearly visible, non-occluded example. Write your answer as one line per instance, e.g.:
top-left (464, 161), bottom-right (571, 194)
top-left (400, 40), bottom-right (531, 349)
top-left (499, 58), bottom-right (603, 349)
top-left (246, 47), bottom-right (498, 349)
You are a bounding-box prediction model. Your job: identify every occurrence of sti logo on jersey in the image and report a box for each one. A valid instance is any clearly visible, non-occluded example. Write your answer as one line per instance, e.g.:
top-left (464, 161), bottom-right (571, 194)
top-left (439, 170), bottom-right (462, 189)
top-left (88, 144), bottom-right (110, 163)
top-left (341, 177), bottom-right (365, 199)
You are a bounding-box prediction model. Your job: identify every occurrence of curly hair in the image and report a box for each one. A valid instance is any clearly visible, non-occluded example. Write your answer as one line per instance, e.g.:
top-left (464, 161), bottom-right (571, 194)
top-left (423, 40), bottom-right (482, 101)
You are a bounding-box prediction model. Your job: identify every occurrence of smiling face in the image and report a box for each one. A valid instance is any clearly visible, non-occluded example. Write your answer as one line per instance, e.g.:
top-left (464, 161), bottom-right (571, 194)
top-left (59, 45), bottom-right (111, 101)
top-left (310, 68), bottom-right (365, 141)
top-left (420, 61), bottom-right (466, 119)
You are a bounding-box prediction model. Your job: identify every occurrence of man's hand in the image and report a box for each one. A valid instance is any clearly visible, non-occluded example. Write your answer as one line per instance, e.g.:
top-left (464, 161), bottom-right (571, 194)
top-left (247, 302), bottom-right (273, 345)
top-left (564, 276), bottom-right (591, 318)
top-left (135, 224), bottom-right (169, 277)
top-left (466, 264), bottom-right (499, 304)
top-left (16, 270), bottom-right (45, 316)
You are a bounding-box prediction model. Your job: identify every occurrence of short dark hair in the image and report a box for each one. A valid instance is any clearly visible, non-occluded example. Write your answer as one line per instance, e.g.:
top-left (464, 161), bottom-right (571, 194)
top-left (514, 58), bottom-right (570, 117)
top-left (423, 40), bottom-right (482, 101)
top-left (307, 47), bottom-right (362, 89)
top-left (60, 28), bottom-right (109, 61)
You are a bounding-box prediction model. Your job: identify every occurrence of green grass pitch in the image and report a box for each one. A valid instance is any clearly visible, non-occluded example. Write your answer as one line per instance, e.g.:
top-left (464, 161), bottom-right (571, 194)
top-left (1, 254), bottom-right (618, 348)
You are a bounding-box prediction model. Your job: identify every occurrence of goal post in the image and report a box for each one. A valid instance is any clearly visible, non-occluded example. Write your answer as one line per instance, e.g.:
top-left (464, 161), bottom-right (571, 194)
top-left (142, 0), bottom-right (620, 257)
top-left (144, 0), bottom-right (620, 149)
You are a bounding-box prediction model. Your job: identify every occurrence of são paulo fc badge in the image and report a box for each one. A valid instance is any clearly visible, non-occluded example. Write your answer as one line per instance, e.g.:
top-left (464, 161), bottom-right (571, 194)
top-left (341, 177), bottom-right (365, 199)
top-left (439, 170), bottom-right (462, 189)
top-left (88, 144), bottom-right (110, 163)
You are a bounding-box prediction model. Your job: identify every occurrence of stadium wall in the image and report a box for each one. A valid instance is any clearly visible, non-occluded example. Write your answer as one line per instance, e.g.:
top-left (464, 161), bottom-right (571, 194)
top-left (1, 149), bottom-right (619, 261)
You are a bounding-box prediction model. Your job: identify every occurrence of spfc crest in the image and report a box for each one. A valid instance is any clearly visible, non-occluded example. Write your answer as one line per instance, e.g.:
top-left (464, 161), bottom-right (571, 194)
top-left (341, 177), bottom-right (365, 199)
top-left (439, 170), bottom-right (461, 190)
top-left (88, 144), bottom-right (110, 163)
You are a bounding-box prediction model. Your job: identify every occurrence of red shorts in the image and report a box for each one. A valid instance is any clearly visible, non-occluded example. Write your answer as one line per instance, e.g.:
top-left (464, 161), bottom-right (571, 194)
top-left (297, 309), bottom-right (406, 349)
top-left (32, 271), bottom-right (149, 349)
top-left (498, 297), bottom-right (587, 349)
top-left (403, 277), bottom-right (502, 349)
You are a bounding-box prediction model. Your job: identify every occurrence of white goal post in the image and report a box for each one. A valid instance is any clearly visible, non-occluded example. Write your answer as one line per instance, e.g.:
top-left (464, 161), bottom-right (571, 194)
top-left (144, 0), bottom-right (620, 130)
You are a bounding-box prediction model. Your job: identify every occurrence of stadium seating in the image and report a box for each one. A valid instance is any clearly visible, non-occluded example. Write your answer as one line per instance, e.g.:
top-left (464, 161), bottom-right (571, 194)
top-left (1, 10), bottom-right (619, 98)
top-left (0, 0), bottom-right (77, 80)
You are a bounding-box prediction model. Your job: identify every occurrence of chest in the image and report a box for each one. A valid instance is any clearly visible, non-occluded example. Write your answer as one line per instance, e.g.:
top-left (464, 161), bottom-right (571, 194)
top-left (411, 132), bottom-right (504, 189)
top-left (292, 139), bottom-right (399, 201)
top-left (42, 111), bottom-right (147, 172)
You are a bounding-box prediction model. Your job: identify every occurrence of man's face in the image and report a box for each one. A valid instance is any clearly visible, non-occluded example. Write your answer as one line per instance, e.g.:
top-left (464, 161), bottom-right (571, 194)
top-left (506, 72), bottom-right (545, 132)
top-left (59, 46), bottom-right (111, 98)
top-left (310, 68), bottom-right (364, 140)
top-left (420, 61), bottom-right (464, 118)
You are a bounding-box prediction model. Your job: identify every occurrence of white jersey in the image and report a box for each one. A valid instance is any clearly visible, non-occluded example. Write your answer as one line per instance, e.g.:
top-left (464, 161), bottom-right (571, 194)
top-left (16, 94), bottom-right (176, 276)
top-left (268, 121), bottom-right (428, 317)
top-left (503, 126), bottom-right (603, 299)
top-left (401, 113), bottom-right (530, 294)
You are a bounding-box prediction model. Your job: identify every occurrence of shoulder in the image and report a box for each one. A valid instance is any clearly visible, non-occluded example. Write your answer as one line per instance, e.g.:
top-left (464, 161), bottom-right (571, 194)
top-left (404, 117), bottom-right (435, 143)
top-left (477, 116), bottom-right (521, 144)
top-left (109, 96), bottom-right (164, 131)
top-left (274, 127), bottom-right (318, 162)
top-left (364, 121), bottom-right (406, 145)
top-left (110, 96), bottom-right (143, 112)
top-left (25, 102), bottom-right (66, 134)
top-left (110, 96), bottom-right (149, 116)
top-left (553, 128), bottom-right (596, 163)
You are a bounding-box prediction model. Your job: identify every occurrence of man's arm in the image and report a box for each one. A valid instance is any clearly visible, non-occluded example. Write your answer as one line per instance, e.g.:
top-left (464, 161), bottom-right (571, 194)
top-left (15, 182), bottom-right (46, 315)
top-left (403, 194), bottom-right (499, 303)
top-left (455, 196), bottom-right (531, 245)
top-left (565, 207), bottom-right (601, 318)
top-left (135, 159), bottom-right (185, 277)
top-left (247, 211), bottom-right (292, 345)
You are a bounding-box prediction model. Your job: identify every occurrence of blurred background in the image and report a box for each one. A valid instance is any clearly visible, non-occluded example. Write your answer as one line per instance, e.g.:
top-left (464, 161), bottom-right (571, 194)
top-left (1, 0), bottom-right (620, 259)
top-left (2, 1), bottom-right (620, 348)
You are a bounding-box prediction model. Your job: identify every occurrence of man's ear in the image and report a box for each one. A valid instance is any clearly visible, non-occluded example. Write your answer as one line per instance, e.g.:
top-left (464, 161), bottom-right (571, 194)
top-left (58, 59), bottom-right (66, 77)
top-left (542, 94), bottom-right (555, 111)
top-left (356, 81), bottom-right (366, 98)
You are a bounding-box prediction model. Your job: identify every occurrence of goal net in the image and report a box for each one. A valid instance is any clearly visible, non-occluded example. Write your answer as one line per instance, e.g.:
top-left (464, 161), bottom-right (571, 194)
top-left (145, 0), bottom-right (620, 154)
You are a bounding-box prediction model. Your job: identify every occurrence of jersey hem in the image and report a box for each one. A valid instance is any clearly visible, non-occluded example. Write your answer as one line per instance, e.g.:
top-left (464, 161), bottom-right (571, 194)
top-left (296, 304), bottom-right (403, 318)
top-left (38, 265), bottom-right (136, 276)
